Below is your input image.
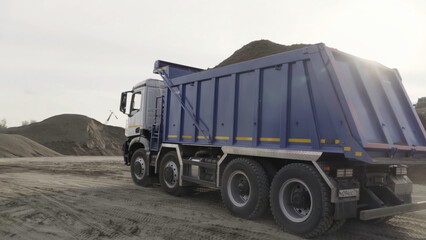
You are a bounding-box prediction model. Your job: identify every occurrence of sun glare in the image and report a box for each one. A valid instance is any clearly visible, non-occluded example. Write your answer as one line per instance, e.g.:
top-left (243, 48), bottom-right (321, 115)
top-left (323, 0), bottom-right (425, 71)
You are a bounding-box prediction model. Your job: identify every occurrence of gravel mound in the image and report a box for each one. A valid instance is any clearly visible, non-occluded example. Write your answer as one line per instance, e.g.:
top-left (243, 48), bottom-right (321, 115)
top-left (410, 108), bottom-right (426, 184)
top-left (417, 108), bottom-right (426, 128)
top-left (409, 166), bottom-right (426, 185)
top-left (0, 133), bottom-right (61, 158)
top-left (1, 114), bottom-right (125, 156)
top-left (216, 40), bottom-right (309, 68)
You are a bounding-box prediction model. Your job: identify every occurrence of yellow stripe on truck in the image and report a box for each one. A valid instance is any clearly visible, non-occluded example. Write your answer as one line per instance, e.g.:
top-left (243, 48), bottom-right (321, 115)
top-left (288, 138), bottom-right (311, 143)
top-left (154, 67), bottom-right (167, 73)
top-left (260, 138), bottom-right (280, 142)
top-left (197, 136), bottom-right (210, 139)
top-left (321, 139), bottom-right (340, 144)
top-left (236, 137), bottom-right (252, 141)
top-left (215, 136), bottom-right (229, 140)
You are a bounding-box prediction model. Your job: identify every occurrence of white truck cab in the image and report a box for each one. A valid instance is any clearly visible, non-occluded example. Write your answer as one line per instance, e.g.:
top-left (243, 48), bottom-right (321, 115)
top-left (120, 78), bottom-right (164, 164)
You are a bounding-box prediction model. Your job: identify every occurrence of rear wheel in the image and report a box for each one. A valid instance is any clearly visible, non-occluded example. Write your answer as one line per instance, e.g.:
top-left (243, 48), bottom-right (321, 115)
top-left (221, 158), bottom-right (269, 219)
top-left (326, 219), bottom-right (346, 233)
top-left (159, 151), bottom-right (192, 196)
top-left (259, 160), bottom-right (277, 184)
top-left (270, 163), bottom-right (332, 238)
top-left (130, 149), bottom-right (152, 187)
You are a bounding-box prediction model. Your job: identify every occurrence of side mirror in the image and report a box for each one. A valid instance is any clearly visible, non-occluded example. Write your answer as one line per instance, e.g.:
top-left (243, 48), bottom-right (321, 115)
top-left (120, 91), bottom-right (131, 114)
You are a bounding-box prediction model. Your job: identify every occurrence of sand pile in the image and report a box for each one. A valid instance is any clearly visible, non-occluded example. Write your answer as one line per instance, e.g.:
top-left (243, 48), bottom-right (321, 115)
top-left (216, 40), bottom-right (309, 68)
top-left (409, 167), bottom-right (426, 185)
top-left (1, 114), bottom-right (125, 156)
top-left (411, 108), bottom-right (426, 184)
top-left (0, 133), bottom-right (61, 158)
top-left (417, 108), bottom-right (426, 128)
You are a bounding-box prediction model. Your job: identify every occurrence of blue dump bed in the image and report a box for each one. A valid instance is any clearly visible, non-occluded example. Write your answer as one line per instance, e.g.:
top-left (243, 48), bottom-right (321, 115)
top-left (159, 43), bottom-right (426, 164)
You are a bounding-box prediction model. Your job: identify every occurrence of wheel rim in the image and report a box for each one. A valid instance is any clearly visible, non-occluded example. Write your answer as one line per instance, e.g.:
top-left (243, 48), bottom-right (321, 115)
top-left (279, 178), bottom-right (313, 223)
top-left (133, 157), bottom-right (146, 180)
top-left (163, 161), bottom-right (178, 188)
top-left (227, 170), bottom-right (251, 207)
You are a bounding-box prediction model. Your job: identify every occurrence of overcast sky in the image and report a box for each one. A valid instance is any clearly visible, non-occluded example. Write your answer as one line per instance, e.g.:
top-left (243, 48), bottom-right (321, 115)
top-left (1, 0), bottom-right (425, 128)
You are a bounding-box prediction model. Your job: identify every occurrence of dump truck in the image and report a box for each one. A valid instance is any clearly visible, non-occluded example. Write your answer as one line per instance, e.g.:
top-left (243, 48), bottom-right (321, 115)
top-left (119, 43), bottom-right (426, 237)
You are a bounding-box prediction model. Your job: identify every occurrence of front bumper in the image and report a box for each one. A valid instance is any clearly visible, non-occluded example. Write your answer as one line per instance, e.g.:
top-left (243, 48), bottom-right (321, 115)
top-left (360, 201), bottom-right (426, 220)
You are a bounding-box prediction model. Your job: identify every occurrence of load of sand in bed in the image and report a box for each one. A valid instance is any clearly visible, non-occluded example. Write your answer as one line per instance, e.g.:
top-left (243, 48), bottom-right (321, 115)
top-left (215, 39), bottom-right (309, 68)
top-left (1, 114), bottom-right (125, 156)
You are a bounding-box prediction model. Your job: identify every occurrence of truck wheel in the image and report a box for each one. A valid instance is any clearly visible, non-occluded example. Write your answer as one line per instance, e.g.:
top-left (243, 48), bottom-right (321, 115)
top-left (326, 219), bottom-right (346, 233)
top-left (130, 149), bottom-right (152, 187)
top-left (259, 160), bottom-right (277, 184)
top-left (270, 163), bottom-right (332, 238)
top-left (221, 158), bottom-right (269, 219)
top-left (159, 151), bottom-right (191, 196)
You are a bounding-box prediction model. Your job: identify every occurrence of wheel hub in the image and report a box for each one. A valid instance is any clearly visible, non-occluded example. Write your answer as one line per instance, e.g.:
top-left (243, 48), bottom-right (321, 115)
top-left (227, 170), bottom-right (251, 207)
top-left (237, 178), bottom-right (250, 195)
top-left (279, 178), bottom-right (313, 223)
top-left (133, 158), bottom-right (145, 180)
top-left (164, 166), bottom-right (174, 183)
top-left (134, 162), bottom-right (141, 174)
top-left (163, 161), bottom-right (178, 188)
top-left (291, 191), bottom-right (310, 209)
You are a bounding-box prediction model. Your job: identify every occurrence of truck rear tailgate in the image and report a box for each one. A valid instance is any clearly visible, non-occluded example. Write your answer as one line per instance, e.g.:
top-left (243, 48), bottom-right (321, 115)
top-left (329, 49), bottom-right (426, 161)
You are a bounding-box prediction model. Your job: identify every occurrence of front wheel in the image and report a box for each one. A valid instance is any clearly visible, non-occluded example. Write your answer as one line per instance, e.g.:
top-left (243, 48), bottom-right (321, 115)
top-left (130, 149), bottom-right (152, 187)
top-left (270, 163), bottom-right (332, 238)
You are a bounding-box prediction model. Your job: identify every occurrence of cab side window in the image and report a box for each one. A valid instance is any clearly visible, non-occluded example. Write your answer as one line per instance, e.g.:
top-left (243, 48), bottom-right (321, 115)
top-left (130, 92), bottom-right (142, 114)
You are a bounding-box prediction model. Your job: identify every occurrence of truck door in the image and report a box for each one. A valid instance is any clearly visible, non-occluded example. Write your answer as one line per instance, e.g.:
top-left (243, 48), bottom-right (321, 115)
top-left (126, 88), bottom-right (145, 137)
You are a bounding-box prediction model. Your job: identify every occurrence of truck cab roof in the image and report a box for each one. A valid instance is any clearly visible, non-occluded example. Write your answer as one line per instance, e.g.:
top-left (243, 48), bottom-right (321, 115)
top-left (133, 78), bottom-right (164, 90)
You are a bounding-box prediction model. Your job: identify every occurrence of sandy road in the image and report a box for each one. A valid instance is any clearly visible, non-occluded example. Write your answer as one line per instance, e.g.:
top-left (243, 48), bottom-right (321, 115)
top-left (0, 156), bottom-right (425, 240)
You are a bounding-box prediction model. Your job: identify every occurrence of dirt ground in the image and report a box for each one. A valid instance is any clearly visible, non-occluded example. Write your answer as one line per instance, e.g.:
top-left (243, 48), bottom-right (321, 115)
top-left (0, 157), bottom-right (425, 240)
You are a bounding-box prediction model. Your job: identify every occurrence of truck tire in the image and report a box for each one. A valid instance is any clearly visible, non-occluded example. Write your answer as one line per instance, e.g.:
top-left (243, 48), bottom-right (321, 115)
top-left (130, 149), bottom-right (152, 187)
top-left (259, 160), bottom-right (277, 184)
top-left (221, 158), bottom-right (269, 219)
top-left (159, 151), bottom-right (191, 196)
top-left (326, 219), bottom-right (346, 233)
top-left (270, 163), bottom-right (332, 238)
